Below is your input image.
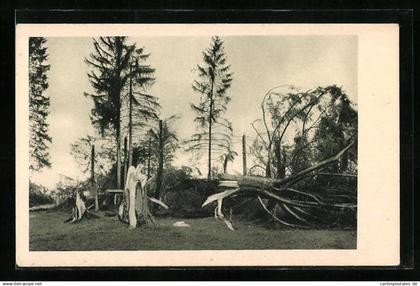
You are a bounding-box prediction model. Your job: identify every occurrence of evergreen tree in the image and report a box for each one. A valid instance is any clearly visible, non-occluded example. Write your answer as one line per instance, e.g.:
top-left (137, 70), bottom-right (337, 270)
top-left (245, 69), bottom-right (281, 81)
top-left (85, 37), bottom-right (155, 188)
top-left (188, 36), bottom-right (233, 179)
top-left (29, 37), bottom-right (52, 172)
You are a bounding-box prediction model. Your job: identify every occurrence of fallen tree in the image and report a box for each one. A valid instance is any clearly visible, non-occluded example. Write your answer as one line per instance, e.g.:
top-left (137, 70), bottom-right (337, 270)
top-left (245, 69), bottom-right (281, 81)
top-left (202, 140), bottom-right (357, 230)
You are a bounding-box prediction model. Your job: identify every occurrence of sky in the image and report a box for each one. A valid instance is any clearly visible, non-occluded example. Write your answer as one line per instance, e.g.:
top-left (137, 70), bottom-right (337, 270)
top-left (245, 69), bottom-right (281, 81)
top-left (30, 35), bottom-right (358, 189)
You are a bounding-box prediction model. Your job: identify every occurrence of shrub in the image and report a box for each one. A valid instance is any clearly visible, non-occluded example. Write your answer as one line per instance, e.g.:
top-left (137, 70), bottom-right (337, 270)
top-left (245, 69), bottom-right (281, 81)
top-left (29, 181), bottom-right (54, 207)
top-left (150, 166), bottom-right (219, 218)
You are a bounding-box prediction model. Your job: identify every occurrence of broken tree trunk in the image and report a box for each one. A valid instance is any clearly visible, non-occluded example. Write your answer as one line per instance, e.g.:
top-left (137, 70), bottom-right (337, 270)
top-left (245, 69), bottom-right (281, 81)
top-left (64, 189), bottom-right (98, 223)
top-left (204, 140), bottom-right (357, 230)
top-left (118, 165), bottom-right (169, 228)
top-left (219, 140), bottom-right (355, 189)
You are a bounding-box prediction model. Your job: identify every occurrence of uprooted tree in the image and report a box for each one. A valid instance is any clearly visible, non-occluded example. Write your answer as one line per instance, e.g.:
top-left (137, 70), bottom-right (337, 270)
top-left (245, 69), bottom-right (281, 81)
top-left (250, 85), bottom-right (357, 178)
top-left (204, 85), bottom-right (357, 230)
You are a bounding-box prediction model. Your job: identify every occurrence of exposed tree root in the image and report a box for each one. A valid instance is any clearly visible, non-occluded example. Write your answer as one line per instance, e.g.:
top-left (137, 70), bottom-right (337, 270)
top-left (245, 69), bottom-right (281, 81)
top-left (202, 141), bottom-right (357, 230)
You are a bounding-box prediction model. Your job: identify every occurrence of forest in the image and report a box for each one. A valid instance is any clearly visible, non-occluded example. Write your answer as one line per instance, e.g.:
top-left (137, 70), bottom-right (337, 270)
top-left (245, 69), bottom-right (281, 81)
top-left (29, 36), bottom-right (358, 250)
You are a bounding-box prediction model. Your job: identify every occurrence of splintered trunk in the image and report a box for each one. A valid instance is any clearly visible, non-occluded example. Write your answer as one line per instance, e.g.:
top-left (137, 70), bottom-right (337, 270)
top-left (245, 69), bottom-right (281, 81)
top-left (136, 184), bottom-right (154, 226)
top-left (206, 141), bottom-right (357, 230)
top-left (75, 191), bottom-right (86, 220)
top-left (119, 183), bottom-right (154, 228)
top-left (118, 166), bottom-right (155, 228)
top-left (64, 190), bottom-right (98, 223)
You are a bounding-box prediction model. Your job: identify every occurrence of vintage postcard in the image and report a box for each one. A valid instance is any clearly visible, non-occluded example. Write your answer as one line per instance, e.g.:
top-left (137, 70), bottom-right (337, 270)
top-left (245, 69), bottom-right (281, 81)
top-left (16, 24), bottom-right (399, 267)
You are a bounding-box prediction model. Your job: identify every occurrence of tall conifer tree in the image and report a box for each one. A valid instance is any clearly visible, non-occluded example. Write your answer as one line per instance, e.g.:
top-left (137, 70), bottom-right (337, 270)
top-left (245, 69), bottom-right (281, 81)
top-left (85, 37), bottom-right (155, 188)
top-left (29, 37), bottom-right (52, 172)
top-left (188, 36), bottom-right (233, 179)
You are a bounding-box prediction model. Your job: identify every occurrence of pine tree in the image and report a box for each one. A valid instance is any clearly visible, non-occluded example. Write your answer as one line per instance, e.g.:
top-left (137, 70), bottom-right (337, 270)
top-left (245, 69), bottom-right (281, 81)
top-left (29, 37), bottom-right (52, 172)
top-left (85, 37), bottom-right (155, 189)
top-left (188, 36), bottom-right (233, 180)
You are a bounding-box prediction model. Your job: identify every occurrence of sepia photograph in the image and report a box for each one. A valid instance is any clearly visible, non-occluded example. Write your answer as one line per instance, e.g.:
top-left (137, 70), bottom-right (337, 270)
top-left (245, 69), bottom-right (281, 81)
top-left (16, 24), bottom-right (399, 267)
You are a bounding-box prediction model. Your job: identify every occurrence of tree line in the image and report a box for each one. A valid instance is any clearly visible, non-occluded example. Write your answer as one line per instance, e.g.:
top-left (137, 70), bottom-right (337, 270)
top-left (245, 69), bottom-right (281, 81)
top-left (29, 36), bottom-right (357, 200)
top-left (71, 36), bottom-right (236, 197)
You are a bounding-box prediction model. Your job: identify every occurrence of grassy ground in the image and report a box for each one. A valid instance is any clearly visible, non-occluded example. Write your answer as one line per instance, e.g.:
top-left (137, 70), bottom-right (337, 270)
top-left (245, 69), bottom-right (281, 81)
top-left (30, 210), bottom-right (356, 251)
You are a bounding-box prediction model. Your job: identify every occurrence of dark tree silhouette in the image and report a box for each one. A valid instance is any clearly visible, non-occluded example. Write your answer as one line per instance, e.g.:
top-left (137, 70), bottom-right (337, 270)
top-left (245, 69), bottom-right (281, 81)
top-left (29, 37), bottom-right (52, 171)
top-left (250, 85), bottom-right (356, 178)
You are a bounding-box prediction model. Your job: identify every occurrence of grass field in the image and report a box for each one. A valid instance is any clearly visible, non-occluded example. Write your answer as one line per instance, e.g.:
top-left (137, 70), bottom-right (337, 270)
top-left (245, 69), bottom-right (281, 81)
top-left (30, 210), bottom-right (356, 251)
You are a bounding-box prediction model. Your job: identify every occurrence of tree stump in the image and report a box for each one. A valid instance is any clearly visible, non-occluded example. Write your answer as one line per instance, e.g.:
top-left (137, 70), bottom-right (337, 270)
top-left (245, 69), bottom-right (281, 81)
top-left (118, 165), bottom-right (155, 228)
top-left (64, 189), bottom-right (98, 223)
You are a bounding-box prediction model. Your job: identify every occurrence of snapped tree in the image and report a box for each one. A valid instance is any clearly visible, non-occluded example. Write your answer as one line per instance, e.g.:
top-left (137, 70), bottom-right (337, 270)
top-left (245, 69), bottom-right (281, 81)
top-left (250, 85), bottom-right (357, 178)
top-left (29, 37), bottom-right (52, 172)
top-left (71, 133), bottom-right (118, 210)
top-left (187, 36), bottom-right (233, 180)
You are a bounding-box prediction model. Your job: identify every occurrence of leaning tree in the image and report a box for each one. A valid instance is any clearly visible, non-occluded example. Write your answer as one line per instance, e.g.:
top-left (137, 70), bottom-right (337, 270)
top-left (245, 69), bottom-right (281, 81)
top-left (204, 85), bottom-right (358, 230)
top-left (187, 36), bottom-right (234, 180)
top-left (250, 85), bottom-right (355, 178)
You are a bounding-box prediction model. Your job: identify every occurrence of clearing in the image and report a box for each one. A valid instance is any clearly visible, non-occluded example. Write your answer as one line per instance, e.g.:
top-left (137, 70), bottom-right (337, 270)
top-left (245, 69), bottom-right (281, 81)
top-left (30, 210), bottom-right (356, 251)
